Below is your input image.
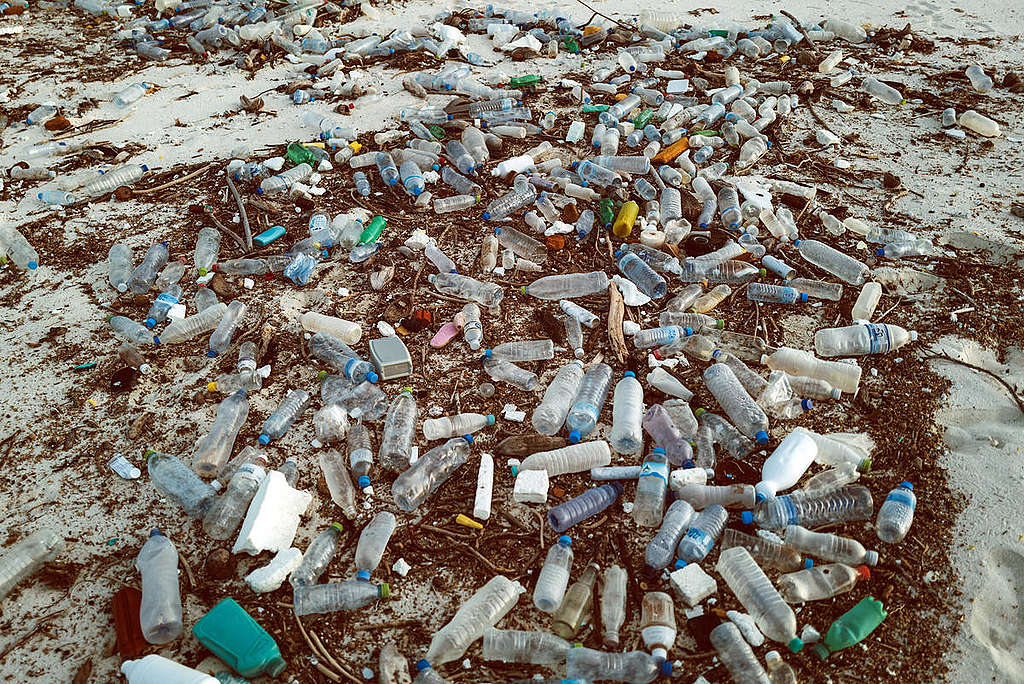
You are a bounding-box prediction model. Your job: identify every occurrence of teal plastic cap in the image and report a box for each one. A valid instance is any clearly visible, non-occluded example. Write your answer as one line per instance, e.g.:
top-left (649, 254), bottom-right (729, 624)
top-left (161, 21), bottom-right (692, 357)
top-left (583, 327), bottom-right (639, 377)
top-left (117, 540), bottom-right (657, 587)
top-left (485, 414), bottom-right (495, 425)
top-left (788, 636), bottom-right (804, 653)
top-left (624, 371), bottom-right (635, 378)
top-left (358, 475), bottom-right (371, 489)
top-left (462, 434), bottom-right (474, 444)
top-left (258, 433), bottom-right (270, 445)
top-left (652, 447), bottom-right (666, 455)
top-left (900, 481), bottom-right (914, 490)
top-left (741, 510), bottom-right (754, 525)
top-left (558, 535), bottom-right (571, 546)
top-left (568, 430), bottom-right (581, 443)
top-left (366, 371), bottom-right (379, 383)
top-left (804, 558), bottom-right (814, 569)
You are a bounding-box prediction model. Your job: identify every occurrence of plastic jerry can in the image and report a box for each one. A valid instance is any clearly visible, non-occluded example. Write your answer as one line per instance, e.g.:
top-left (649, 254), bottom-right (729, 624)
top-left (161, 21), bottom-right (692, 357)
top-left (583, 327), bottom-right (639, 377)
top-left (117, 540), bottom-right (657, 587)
top-left (192, 598), bottom-right (286, 677)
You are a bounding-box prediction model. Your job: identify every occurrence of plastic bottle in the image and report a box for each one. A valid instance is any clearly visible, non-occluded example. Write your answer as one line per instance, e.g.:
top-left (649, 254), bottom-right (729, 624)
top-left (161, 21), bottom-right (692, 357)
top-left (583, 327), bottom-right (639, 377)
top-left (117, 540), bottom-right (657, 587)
top-left (412, 660), bottom-right (448, 684)
top-left (761, 347), bottom-right (862, 395)
top-left (703, 364), bottom-right (769, 444)
top-left (533, 361), bottom-right (585, 436)
top-left (747, 283), bottom-right (807, 304)
top-left (121, 655), bottom-right (218, 684)
top-left (147, 450), bottom-right (216, 519)
top-left (721, 528), bottom-right (806, 572)
top-left (522, 271), bottom-right (610, 300)
top-left (259, 389), bottom-right (311, 444)
top-left (108, 315), bottom-right (159, 347)
top-left (519, 440), bottom-right (612, 476)
top-left (676, 484), bottom-right (756, 510)
top-left (676, 504), bottom-right (728, 563)
top-left (801, 463), bottom-right (860, 495)
top-left (876, 481), bottom-right (916, 543)
top-left (482, 628), bottom-right (571, 665)
top-left (860, 77), bottom-right (902, 104)
top-left (0, 528), bottom-right (64, 601)
top-left (607, 372), bottom-right (644, 454)
top-left (617, 251), bottom-right (667, 299)
top-left (293, 579), bottom-right (390, 616)
top-left (392, 436), bottom-right (473, 512)
top-left (319, 450), bottom-right (358, 519)
top-left (749, 485), bottom-right (874, 529)
top-left (193, 226), bottom-right (220, 275)
top-left (482, 355), bottom-right (538, 390)
top-left (287, 523), bottom-right (344, 588)
top-left (128, 242), bottom-right (169, 294)
top-left (601, 565), bottom-right (628, 648)
top-left (426, 574), bottom-right (525, 666)
top-left (191, 598), bottom-right (286, 678)
top-left (639, 591), bottom-right (676, 660)
top-left (778, 563), bottom-right (869, 603)
top-left (203, 463), bottom-right (266, 540)
top-left (534, 536), bottom-right (574, 613)
top-left (299, 312), bottom-right (362, 346)
top-left (958, 109), bottom-right (1001, 137)
top-left (633, 326), bottom-right (694, 350)
top-left (259, 163), bottom-right (313, 195)
top-left (631, 447), bottom-right (670, 527)
top-left (814, 323), bottom-right (917, 357)
top-left (355, 511), bottom-right (397, 581)
top-left (429, 272), bottom-right (503, 307)
top-left (755, 430), bottom-right (817, 502)
top-left (83, 163), bottom-right (148, 197)
top-left (136, 529), bottom-right (182, 644)
top-left (422, 413), bottom-right (495, 441)
top-left (376, 388), bottom-right (417, 473)
top-left (785, 525), bottom-right (878, 565)
top-left (813, 596), bottom-right (887, 659)
top-left (692, 284), bottom-right (733, 313)
top-left (161, 302), bottom-right (228, 345)
top-left (710, 622), bottom-right (770, 684)
top-left (765, 650), bottom-right (797, 684)
top-left (552, 563), bottom-right (599, 639)
top-left (341, 422), bottom-right (371, 488)
top-left (645, 500), bottom-right (695, 572)
top-left (565, 648), bottom-right (668, 683)
top-left (494, 225), bottom-right (546, 263)
top-left (716, 546), bottom-right (803, 652)
top-left (486, 339), bottom-right (554, 362)
top-left (547, 482), bottom-right (623, 532)
top-left (647, 370), bottom-right (695, 402)
top-left (564, 363), bottom-right (614, 442)
top-left (792, 239), bottom-right (868, 285)
top-left (108, 243), bottom-right (133, 292)
top-left (851, 282), bottom-right (883, 322)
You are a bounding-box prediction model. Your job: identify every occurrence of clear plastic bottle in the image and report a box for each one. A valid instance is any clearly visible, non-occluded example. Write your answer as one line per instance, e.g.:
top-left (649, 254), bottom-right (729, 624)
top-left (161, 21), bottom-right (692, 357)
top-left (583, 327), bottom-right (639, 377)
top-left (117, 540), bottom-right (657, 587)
top-left (959, 109), bottom-right (1001, 137)
top-left (308, 333), bottom-right (379, 383)
top-left (548, 482), bottom-right (623, 532)
top-left (802, 462), bottom-right (860, 495)
top-left (747, 283), bottom-right (807, 304)
top-left (319, 450), bottom-right (358, 519)
top-left (136, 529), bottom-right (183, 644)
top-left (193, 226), bottom-right (220, 275)
top-left (609, 372), bottom-right (644, 454)
top-left (109, 315), bottom-right (159, 346)
top-left (154, 260), bottom-right (186, 291)
top-left (553, 563), bottom-right (599, 639)
top-left (634, 326), bottom-right (694, 350)
top-left (632, 447), bottom-right (670, 527)
top-left (161, 302), bottom-right (228, 344)
top-left (392, 436), bottom-right (473, 512)
top-left (483, 186), bottom-right (537, 220)
top-left (427, 575), bottom-right (524, 665)
top-left (203, 463), bottom-right (265, 539)
top-left (565, 648), bottom-right (667, 684)
top-left (761, 347), bottom-right (862, 395)
top-left (299, 312), bottom-right (362, 346)
top-left (519, 440), bottom-right (612, 476)
top-left (533, 361), bottom-right (585, 436)
top-left (697, 409), bottom-right (755, 459)
top-left (647, 370), bottom-right (695, 403)
top-left (677, 504), bottom-right (728, 563)
top-left (703, 363), bottom-right (770, 444)
top-left (749, 485), bottom-right (874, 529)
top-left (0, 529), bottom-right (64, 601)
top-left (482, 627), bottom-right (571, 665)
top-left (423, 413), bottom-right (495, 440)
top-left (677, 483), bottom-right (756, 509)
top-left (534, 536), bottom-right (574, 613)
top-left (646, 500), bottom-right (695, 571)
top-left (876, 481), bottom-right (916, 543)
top-left (778, 563), bottom-right (869, 603)
top-left (494, 225), bottom-right (546, 263)
top-left (785, 525), bottom-right (878, 565)
top-left (964, 65), bottom-right (993, 92)
top-left (259, 163), bottom-right (313, 195)
top-left (717, 546), bottom-right (803, 651)
top-left (522, 271), bottom-right (610, 300)
top-left (692, 284), bottom-right (733, 313)
top-left (290, 522), bottom-right (344, 587)
top-left (617, 251), bottom-right (667, 299)
top-left (147, 450), bottom-right (216, 519)
top-left (355, 511), bottom-right (397, 580)
top-left (482, 355), bottom-right (538, 390)
top-left (128, 241), bottom-right (169, 294)
top-left (640, 591), bottom-right (676, 660)
top-left (658, 312), bottom-right (723, 331)
top-left (379, 388), bottom-right (417, 472)
top-left (565, 363), bottom-right (614, 442)
top-left (664, 400), bottom-right (699, 439)
top-left (710, 622), bottom-right (770, 684)
top-left (601, 565), bottom-right (628, 648)
top-left (860, 77), bottom-right (902, 105)
top-left (207, 300), bottom-right (246, 358)
top-left (108, 243), bottom-right (133, 292)
top-left (412, 660), bottom-right (448, 684)
top-left (259, 389), bottom-right (311, 444)
top-left (429, 272), bottom-right (503, 307)
top-left (345, 422), bottom-right (373, 488)
top-left (293, 579), bottom-right (389, 616)
top-left (486, 339), bottom-right (554, 362)
top-left (721, 528), bottom-right (806, 572)
top-left (851, 282), bottom-right (883, 322)
top-left (814, 323), bottom-right (917, 357)
top-left (83, 163), bottom-right (149, 197)
top-left (792, 239), bottom-right (868, 285)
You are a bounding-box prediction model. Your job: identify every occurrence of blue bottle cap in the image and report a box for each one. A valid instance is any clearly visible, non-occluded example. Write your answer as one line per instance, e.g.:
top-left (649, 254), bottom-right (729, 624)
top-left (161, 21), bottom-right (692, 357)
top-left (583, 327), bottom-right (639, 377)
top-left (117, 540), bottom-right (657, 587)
top-left (482, 211), bottom-right (491, 219)
top-left (484, 349), bottom-right (493, 357)
top-left (207, 349), bottom-right (218, 357)
top-left (614, 249), bottom-right (624, 258)
top-left (624, 371), bottom-right (635, 378)
top-left (755, 492), bottom-right (766, 504)
top-left (416, 660), bottom-right (431, 672)
top-left (258, 433), bottom-right (270, 445)
top-left (799, 293), bottom-right (809, 302)
top-left (673, 559), bottom-right (687, 569)
top-left (684, 327), bottom-right (694, 336)
top-left (144, 318), bottom-right (156, 328)
top-left (462, 434), bottom-right (474, 444)
top-left (558, 535), bottom-right (571, 546)
top-left (358, 475), bottom-right (371, 489)
top-left (755, 430), bottom-right (769, 444)
top-left (741, 510), bottom-right (753, 525)
top-left (652, 447), bottom-right (666, 455)
top-left (493, 227), bottom-right (502, 235)
top-left (660, 660), bottom-right (673, 676)
top-left (149, 528), bottom-right (164, 537)
top-left (792, 239), bottom-right (801, 246)
top-left (153, 336), bottom-right (160, 345)
top-left (366, 371), bottom-right (379, 383)
top-left (804, 558), bottom-right (814, 569)
top-left (899, 481), bottom-right (914, 490)
top-left (801, 398), bottom-right (813, 410)
top-left (875, 248), bottom-right (886, 257)
top-left (568, 430), bottom-right (581, 443)
top-left (28, 261), bottom-right (38, 269)
top-left (356, 570), bottom-right (371, 581)
top-left (682, 459), bottom-right (695, 469)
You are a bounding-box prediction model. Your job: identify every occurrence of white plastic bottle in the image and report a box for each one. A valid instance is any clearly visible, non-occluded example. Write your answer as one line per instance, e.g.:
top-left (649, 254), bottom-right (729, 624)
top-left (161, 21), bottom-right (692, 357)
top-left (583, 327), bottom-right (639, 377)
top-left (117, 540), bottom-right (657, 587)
top-left (423, 412), bottom-right (495, 440)
top-left (519, 440), bottom-right (612, 476)
top-left (534, 536), bottom-right (573, 613)
top-left (474, 452), bottom-right (494, 520)
top-left (756, 430), bottom-right (818, 503)
top-left (958, 110), bottom-right (1001, 137)
top-left (814, 324), bottom-right (917, 357)
top-left (876, 481), bottom-right (916, 543)
top-left (761, 347), bottom-right (862, 395)
top-left (300, 311), bottom-right (362, 345)
top-left (121, 655), bottom-right (218, 684)
top-left (609, 371), bottom-right (644, 454)
top-left (851, 282), bottom-right (882, 322)
top-left (136, 529), bottom-right (183, 644)
top-left (640, 592), bottom-right (676, 660)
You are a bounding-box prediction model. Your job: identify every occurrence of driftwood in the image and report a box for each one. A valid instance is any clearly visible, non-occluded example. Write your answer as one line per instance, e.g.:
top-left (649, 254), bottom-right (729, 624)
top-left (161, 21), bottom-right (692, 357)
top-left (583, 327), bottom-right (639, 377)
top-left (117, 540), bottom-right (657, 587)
top-left (607, 281), bottom-right (627, 365)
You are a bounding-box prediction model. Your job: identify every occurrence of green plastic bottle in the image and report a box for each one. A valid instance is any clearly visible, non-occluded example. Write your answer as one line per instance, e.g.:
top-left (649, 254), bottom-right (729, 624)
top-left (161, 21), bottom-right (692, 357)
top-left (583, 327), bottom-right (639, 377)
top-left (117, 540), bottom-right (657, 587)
top-left (813, 596), bottom-right (888, 659)
top-left (359, 216), bottom-right (386, 244)
top-left (598, 198), bottom-right (615, 227)
top-left (509, 75), bottom-right (544, 87)
top-left (633, 109), bottom-right (654, 128)
top-left (580, 103), bottom-right (609, 113)
top-left (192, 598), bottom-right (286, 677)
top-left (286, 142), bottom-right (318, 166)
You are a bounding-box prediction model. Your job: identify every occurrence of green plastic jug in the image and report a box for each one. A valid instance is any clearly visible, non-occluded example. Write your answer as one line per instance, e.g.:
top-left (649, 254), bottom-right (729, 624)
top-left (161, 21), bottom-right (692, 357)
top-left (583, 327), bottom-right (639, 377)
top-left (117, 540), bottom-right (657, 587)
top-left (193, 598), bottom-right (286, 677)
top-left (813, 596), bottom-right (888, 659)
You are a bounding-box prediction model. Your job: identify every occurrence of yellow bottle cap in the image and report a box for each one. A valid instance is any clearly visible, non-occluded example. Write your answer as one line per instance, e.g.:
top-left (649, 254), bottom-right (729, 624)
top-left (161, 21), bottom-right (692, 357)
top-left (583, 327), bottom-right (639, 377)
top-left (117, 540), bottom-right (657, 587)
top-left (455, 514), bottom-right (483, 530)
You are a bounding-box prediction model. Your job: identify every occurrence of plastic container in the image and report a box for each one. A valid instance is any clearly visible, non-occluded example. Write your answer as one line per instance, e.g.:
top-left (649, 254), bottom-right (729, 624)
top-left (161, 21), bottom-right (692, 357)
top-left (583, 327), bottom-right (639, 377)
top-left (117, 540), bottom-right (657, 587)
top-left (609, 372), bottom-right (644, 454)
top-left (481, 627), bottom-right (571, 665)
top-left (552, 563), bottom-right (599, 639)
top-left (565, 363), bottom-right (614, 442)
top-left (565, 648), bottom-right (668, 683)
top-left (426, 575), bottom-right (524, 664)
top-left (355, 511), bottom-right (397, 580)
top-left (203, 463), bottom-right (266, 540)
top-left (778, 563), bottom-right (869, 603)
top-left (756, 430), bottom-right (818, 502)
top-left (533, 361), bottom-right (585, 436)
top-left (677, 504), bottom-right (728, 563)
top-left (633, 447), bottom-right (670, 527)
top-left (534, 536), bottom-right (574, 613)
top-left (716, 546), bottom-right (803, 652)
top-left (749, 485), bottom-right (874, 529)
top-left (547, 483), bottom-right (623, 532)
top-left (522, 271), bottom-right (609, 299)
top-left (814, 324), bottom-right (917, 357)
top-left (290, 523), bottom-right (344, 587)
top-left (121, 655), bottom-right (218, 684)
top-left (703, 363), bottom-right (770, 443)
top-left (259, 389), bottom-right (311, 444)
top-left (813, 596), bottom-right (887, 659)
top-left (192, 598), bottom-right (286, 677)
top-left (785, 525), bottom-right (878, 565)
top-left (721, 528), bottom-right (807, 572)
top-left (392, 436), bottom-right (472, 512)
top-left (601, 565), bottom-right (628, 648)
top-left (147, 451), bottom-right (217, 519)
top-left (193, 389), bottom-right (249, 476)
top-left (876, 482), bottom-right (916, 543)
top-left (423, 412), bottom-right (495, 440)
top-left (640, 591), bottom-right (676, 660)
top-left (293, 579), bottom-right (390, 616)
top-left (0, 528), bottom-right (64, 602)
top-left (136, 529), bottom-right (182, 645)
top-left (710, 622), bottom-right (770, 683)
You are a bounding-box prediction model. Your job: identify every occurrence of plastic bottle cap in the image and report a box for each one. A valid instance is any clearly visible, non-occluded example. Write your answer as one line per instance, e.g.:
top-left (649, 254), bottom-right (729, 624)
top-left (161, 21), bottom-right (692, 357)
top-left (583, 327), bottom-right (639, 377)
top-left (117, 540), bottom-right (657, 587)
top-left (484, 348), bottom-right (493, 357)
top-left (379, 582), bottom-right (391, 599)
top-left (792, 239), bottom-right (801, 246)
top-left (755, 430), bottom-right (769, 444)
top-left (356, 569), bottom-right (371, 581)
top-left (804, 558), bottom-right (814, 569)
top-left (266, 657), bottom-right (287, 677)
top-left (660, 661), bottom-right (672, 676)
top-left (416, 660), bottom-right (431, 672)
top-left (150, 528), bottom-right (163, 537)
top-left (682, 459), bottom-right (694, 469)
top-left (741, 510), bottom-right (754, 525)
top-left (624, 371), bottom-right (635, 378)
top-left (899, 481), bottom-right (914, 490)
top-left (714, 319), bottom-right (725, 329)
top-left (755, 492), bottom-right (767, 504)
top-left (673, 559), bottom-right (688, 569)
top-left (482, 211), bottom-right (491, 219)
top-left (144, 318), bottom-right (156, 328)
top-left (152, 337), bottom-right (161, 346)
top-left (258, 433), bottom-right (270, 445)
top-left (801, 398), bottom-right (813, 410)
top-left (568, 430), bottom-right (581, 443)
top-left (358, 475), bottom-right (371, 489)
top-left (366, 371), bottom-right (379, 383)
top-left (857, 565), bottom-right (872, 580)
top-left (859, 458), bottom-right (873, 473)
top-left (652, 447), bottom-right (666, 455)
top-left (207, 349), bottom-right (218, 357)
top-left (558, 535), bottom-right (571, 546)
top-left (485, 414), bottom-right (496, 425)
top-left (788, 637), bottom-right (804, 653)
top-left (798, 293), bottom-right (809, 302)
top-left (462, 434), bottom-right (474, 444)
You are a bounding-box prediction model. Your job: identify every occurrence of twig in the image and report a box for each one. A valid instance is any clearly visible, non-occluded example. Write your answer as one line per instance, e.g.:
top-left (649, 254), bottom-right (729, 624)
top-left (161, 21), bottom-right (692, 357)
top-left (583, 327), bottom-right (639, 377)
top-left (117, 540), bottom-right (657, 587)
top-left (203, 206), bottom-right (249, 253)
top-left (778, 10), bottom-right (816, 49)
top-left (0, 607), bottom-right (68, 660)
top-left (133, 163), bottom-right (214, 195)
top-left (225, 173), bottom-right (253, 250)
top-left (569, 0), bottom-right (635, 32)
top-left (178, 553), bottom-right (196, 589)
top-left (923, 351), bottom-right (1024, 415)
top-left (606, 281), bottom-right (627, 365)
top-left (295, 615), bottom-right (344, 682)
top-left (310, 630), bottom-right (363, 684)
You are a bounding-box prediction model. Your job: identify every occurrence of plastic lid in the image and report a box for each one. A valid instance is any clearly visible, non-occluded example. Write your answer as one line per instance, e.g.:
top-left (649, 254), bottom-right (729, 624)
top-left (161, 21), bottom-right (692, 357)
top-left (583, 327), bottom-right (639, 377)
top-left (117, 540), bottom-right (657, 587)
top-left (416, 660), bottom-right (431, 672)
top-left (660, 661), bottom-right (672, 676)
top-left (857, 564), bottom-right (872, 580)
top-left (714, 319), bottom-right (725, 329)
top-left (258, 433), bottom-right (270, 445)
top-left (804, 558), bottom-right (814, 569)
top-left (358, 475), bottom-right (371, 489)
top-left (482, 211), bottom-right (491, 219)
top-left (684, 327), bottom-right (694, 336)
top-left (741, 510), bottom-right (754, 525)
top-left (462, 434), bottom-right (474, 444)
top-left (755, 492), bottom-right (767, 504)
top-left (266, 657), bottom-right (287, 677)
top-left (366, 371), bottom-right (379, 383)
top-left (875, 247), bottom-right (886, 257)
top-left (765, 650), bottom-right (781, 662)
top-left (484, 348), bottom-right (493, 357)
top-left (624, 371), bottom-right (635, 378)
top-left (859, 458), bottom-right (873, 473)
top-left (798, 293), bottom-right (809, 302)
top-left (682, 459), bottom-right (695, 469)
top-left (755, 430), bottom-right (770, 444)
top-left (792, 239), bottom-right (801, 246)
top-left (673, 559), bottom-right (687, 569)
top-left (558, 535), bottom-right (572, 546)
top-left (652, 447), bottom-right (666, 455)
top-left (329, 522), bottom-right (344, 533)
top-left (149, 528), bottom-right (164, 537)
top-left (801, 399), bottom-right (813, 410)
top-left (144, 318), bottom-right (157, 328)
top-left (693, 408), bottom-right (706, 416)
top-left (27, 261), bottom-right (38, 269)
top-left (899, 481), bottom-right (914, 489)
top-left (207, 349), bottom-right (218, 357)
top-left (356, 569), bottom-right (371, 581)
top-left (493, 227), bottom-right (503, 235)
top-left (207, 382), bottom-right (218, 392)
top-left (813, 642), bottom-right (830, 659)
top-left (787, 637), bottom-right (804, 653)
top-left (152, 336), bottom-right (160, 346)
top-left (379, 582), bottom-right (391, 599)
top-left (568, 430), bottom-right (581, 443)
top-left (485, 414), bottom-right (496, 425)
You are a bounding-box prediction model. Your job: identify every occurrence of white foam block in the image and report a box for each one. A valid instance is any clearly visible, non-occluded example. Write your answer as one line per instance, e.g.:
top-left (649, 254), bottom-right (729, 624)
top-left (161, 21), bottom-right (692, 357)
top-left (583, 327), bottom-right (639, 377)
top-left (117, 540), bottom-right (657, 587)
top-left (233, 471), bottom-right (312, 556)
top-left (670, 563), bottom-right (717, 607)
top-left (513, 469), bottom-right (549, 503)
top-left (474, 453), bottom-right (494, 520)
top-left (244, 547), bottom-right (302, 593)
top-left (670, 467), bottom-right (708, 491)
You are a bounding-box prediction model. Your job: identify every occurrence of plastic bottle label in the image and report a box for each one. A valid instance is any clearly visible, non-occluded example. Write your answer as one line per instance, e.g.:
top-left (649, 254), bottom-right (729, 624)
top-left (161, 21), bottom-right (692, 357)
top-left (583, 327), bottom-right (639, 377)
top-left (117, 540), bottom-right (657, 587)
top-left (884, 490), bottom-right (916, 510)
top-left (864, 324), bottom-right (891, 354)
top-left (639, 461), bottom-right (669, 482)
top-left (684, 528), bottom-right (712, 553)
top-left (780, 496), bottom-right (799, 526)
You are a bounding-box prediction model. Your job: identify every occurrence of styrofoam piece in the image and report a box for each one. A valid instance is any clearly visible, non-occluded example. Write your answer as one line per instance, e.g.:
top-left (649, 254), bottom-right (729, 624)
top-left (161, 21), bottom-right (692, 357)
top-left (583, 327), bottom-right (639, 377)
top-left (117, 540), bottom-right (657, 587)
top-left (244, 547), bottom-right (303, 593)
top-left (232, 470), bottom-right (312, 555)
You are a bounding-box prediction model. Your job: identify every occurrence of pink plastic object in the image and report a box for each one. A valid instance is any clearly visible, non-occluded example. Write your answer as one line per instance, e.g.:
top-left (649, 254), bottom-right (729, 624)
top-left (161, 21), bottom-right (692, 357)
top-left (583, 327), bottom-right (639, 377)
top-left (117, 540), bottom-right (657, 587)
top-left (431, 321), bottom-right (463, 348)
